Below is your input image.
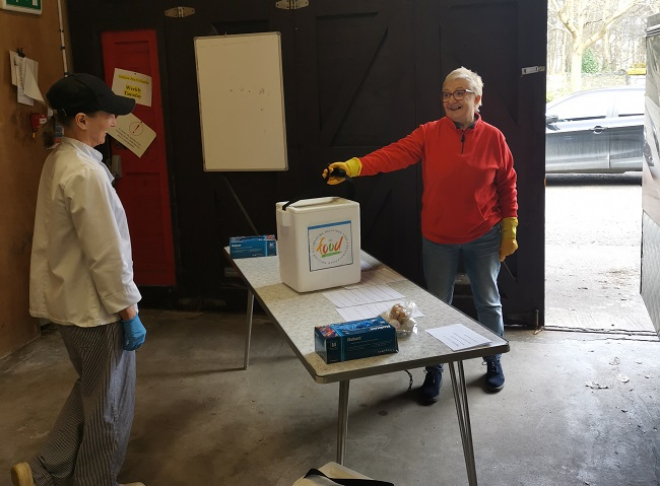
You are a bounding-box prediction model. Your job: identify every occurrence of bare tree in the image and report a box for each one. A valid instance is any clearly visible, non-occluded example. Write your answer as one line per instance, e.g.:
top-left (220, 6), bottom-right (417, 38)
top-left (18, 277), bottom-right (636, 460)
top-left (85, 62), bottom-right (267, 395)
top-left (548, 0), bottom-right (649, 91)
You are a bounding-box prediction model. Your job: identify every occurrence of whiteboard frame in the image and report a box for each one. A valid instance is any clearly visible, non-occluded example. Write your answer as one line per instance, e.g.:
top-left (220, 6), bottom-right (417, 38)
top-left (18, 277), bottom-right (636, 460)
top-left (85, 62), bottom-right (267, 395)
top-left (195, 32), bottom-right (289, 172)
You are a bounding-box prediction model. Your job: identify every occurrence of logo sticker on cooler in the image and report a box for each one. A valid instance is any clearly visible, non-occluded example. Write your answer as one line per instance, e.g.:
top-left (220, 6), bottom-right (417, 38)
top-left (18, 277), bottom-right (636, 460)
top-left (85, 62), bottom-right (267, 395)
top-left (308, 221), bottom-right (353, 271)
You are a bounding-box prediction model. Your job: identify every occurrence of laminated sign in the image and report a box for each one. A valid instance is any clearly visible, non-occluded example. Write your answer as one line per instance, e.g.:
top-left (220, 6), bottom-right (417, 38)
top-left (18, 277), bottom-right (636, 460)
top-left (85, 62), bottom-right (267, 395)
top-left (111, 68), bottom-right (153, 107)
top-left (308, 221), bottom-right (353, 271)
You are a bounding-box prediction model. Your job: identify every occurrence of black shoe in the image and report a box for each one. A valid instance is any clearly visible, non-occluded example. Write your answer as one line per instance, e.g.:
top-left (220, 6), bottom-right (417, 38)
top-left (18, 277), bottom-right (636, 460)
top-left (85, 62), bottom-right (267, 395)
top-left (419, 365), bottom-right (443, 405)
top-left (484, 358), bottom-right (505, 392)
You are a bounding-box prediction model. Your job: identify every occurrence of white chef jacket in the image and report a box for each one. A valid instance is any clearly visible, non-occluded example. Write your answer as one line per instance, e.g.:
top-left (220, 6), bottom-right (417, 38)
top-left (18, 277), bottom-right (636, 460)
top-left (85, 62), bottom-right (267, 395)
top-left (29, 137), bottom-right (141, 327)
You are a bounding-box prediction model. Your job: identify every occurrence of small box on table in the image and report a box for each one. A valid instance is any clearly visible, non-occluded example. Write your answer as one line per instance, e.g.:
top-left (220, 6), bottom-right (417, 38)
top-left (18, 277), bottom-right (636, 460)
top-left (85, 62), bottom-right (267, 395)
top-left (314, 316), bottom-right (399, 364)
top-left (229, 235), bottom-right (277, 259)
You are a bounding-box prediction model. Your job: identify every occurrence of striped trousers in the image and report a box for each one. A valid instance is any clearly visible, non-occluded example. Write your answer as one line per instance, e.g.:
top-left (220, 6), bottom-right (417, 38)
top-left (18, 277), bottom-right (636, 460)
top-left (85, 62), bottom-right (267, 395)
top-left (29, 322), bottom-right (136, 486)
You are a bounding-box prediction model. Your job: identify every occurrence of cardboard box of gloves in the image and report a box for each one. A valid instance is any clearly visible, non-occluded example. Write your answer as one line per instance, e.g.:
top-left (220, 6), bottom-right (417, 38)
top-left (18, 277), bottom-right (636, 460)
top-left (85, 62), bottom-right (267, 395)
top-left (314, 316), bottom-right (399, 364)
top-left (229, 235), bottom-right (277, 259)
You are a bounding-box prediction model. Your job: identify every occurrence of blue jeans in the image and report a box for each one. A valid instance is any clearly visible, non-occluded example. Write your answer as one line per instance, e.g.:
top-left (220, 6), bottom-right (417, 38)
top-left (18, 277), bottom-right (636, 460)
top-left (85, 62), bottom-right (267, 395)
top-left (422, 224), bottom-right (503, 365)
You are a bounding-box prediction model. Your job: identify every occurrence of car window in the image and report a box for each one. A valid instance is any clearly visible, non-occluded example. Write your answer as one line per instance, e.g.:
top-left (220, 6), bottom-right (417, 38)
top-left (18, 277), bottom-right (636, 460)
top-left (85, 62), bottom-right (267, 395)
top-left (616, 90), bottom-right (644, 117)
top-left (548, 91), bottom-right (610, 122)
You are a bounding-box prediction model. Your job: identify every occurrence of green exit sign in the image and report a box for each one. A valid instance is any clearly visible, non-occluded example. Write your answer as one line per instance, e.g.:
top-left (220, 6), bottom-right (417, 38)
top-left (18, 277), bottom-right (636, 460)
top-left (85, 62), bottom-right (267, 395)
top-left (0, 0), bottom-right (42, 14)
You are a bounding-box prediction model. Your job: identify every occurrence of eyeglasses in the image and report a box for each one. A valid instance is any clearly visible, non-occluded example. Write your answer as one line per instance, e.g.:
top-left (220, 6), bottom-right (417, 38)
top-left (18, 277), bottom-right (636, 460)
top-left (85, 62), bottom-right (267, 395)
top-left (442, 89), bottom-right (474, 101)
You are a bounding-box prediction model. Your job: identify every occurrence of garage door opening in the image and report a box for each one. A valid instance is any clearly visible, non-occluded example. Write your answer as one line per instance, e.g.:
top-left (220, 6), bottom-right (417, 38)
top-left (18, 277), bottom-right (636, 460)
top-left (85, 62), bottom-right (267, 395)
top-left (545, 173), bottom-right (655, 334)
top-left (544, 1), bottom-right (658, 335)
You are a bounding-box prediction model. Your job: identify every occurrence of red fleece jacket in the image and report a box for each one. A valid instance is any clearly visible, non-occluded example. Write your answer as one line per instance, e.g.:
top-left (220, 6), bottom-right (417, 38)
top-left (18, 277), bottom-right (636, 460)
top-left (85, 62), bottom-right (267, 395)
top-left (360, 116), bottom-right (518, 244)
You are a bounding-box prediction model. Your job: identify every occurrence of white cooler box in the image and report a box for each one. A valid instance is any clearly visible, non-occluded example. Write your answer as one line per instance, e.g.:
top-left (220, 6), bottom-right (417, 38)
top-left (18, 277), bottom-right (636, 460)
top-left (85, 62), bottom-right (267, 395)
top-left (276, 197), bottom-right (361, 292)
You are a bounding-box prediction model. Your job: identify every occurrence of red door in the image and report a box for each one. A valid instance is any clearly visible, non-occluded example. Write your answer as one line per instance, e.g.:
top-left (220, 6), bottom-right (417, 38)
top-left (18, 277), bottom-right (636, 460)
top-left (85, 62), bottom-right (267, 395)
top-left (101, 30), bottom-right (176, 286)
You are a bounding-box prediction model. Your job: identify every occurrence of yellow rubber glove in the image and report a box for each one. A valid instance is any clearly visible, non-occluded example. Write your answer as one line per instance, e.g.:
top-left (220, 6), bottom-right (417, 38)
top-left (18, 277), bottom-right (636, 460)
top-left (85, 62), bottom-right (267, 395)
top-left (499, 217), bottom-right (519, 262)
top-left (323, 157), bottom-right (362, 185)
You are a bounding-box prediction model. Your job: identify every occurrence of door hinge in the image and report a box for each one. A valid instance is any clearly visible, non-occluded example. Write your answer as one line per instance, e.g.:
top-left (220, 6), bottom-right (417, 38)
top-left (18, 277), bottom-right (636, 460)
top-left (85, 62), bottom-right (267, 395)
top-left (164, 6), bottom-right (195, 18)
top-left (521, 66), bottom-right (546, 76)
top-left (275, 0), bottom-right (309, 10)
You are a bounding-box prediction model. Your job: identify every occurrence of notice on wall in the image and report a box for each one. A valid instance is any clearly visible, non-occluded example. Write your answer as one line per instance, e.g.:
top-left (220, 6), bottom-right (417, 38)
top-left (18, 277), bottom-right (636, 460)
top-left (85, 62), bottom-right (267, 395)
top-left (111, 68), bottom-right (152, 107)
top-left (107, 113), bottom-right (156, 158)
top-left (9, 51), bottom-right (44, 106)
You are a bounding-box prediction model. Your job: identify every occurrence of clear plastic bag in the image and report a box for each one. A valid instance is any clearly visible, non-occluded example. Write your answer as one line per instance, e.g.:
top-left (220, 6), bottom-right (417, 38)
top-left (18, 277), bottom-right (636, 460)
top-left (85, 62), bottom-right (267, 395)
top-left (380, 301), bottom-right (418, 336)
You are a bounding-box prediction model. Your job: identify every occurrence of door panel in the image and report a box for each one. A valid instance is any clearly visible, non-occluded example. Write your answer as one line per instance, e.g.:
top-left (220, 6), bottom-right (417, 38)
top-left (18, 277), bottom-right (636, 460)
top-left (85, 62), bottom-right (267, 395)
top-left (643, 16), bottom-right (660, 337)
top-left (430, 0), bottom-right (547, 323)
top-left (101, 30), bottom-right (176, 286)
top-left (207, 0), bottom-right (546, 325)
top-left (292, 0), bottom-right (422, 282)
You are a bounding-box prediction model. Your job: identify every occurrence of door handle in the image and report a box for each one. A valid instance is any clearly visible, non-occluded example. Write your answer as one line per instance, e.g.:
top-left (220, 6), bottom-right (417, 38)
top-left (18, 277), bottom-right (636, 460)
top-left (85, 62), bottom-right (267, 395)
top-left (591, 126), bottom-right (607, 134)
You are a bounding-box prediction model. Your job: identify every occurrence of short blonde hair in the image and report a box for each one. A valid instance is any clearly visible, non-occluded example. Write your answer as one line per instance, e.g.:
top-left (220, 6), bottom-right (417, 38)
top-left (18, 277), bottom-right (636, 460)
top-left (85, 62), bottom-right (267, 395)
top-left (444, 67), bottom-right (484, 110)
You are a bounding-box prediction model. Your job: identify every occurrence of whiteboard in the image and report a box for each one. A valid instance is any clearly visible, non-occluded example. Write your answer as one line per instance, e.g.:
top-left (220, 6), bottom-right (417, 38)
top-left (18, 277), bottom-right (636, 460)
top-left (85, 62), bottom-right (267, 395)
top-left (195, 33), bottom-right (288, 171)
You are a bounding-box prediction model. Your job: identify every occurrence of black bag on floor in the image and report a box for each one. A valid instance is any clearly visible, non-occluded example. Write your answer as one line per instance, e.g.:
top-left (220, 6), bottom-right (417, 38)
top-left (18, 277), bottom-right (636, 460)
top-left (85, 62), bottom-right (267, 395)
top-left (303, 469), bottom-right (393, 486)
top-left (293, 464), bottom-right (394, 486)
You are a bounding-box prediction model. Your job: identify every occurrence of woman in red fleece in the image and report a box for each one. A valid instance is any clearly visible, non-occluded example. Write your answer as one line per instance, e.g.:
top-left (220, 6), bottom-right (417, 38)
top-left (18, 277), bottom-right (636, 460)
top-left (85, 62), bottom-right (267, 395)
top-left (324, 67), bottom-right (518, 404)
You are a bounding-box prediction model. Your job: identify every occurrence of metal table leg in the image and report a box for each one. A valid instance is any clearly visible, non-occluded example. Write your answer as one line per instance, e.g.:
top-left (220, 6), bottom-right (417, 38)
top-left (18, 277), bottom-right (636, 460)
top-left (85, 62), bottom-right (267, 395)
top-left (244, 290), bottom-right (254, 370)
top-left (337, 380), bottom-right (350, 464)
top-left (448, 361), bottom-right (478, 486)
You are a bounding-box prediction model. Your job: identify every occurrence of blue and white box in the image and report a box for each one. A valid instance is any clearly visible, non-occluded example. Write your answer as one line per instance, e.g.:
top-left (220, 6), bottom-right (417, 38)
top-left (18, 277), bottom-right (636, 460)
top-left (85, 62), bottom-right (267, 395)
top-left (314, 316), bottom-right (399, 364)
top-left (229, 235), bottom-right (277, 259)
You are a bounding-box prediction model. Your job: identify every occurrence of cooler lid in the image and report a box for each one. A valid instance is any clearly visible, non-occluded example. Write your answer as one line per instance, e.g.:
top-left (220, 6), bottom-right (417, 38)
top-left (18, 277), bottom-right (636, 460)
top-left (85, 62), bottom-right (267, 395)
top-left (276, 197), bottom-right (359, 213)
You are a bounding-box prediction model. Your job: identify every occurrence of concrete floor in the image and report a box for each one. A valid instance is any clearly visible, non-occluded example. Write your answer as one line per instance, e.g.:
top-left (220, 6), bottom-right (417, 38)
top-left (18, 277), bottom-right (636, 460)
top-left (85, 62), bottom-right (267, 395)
top-left (2, 308), bottom-right (659, 486)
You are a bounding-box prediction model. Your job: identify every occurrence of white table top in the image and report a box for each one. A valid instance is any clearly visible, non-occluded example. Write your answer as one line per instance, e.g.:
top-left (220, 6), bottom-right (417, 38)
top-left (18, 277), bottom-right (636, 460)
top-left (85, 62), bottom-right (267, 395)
top-left (225, 248), bottom-right (509, 384)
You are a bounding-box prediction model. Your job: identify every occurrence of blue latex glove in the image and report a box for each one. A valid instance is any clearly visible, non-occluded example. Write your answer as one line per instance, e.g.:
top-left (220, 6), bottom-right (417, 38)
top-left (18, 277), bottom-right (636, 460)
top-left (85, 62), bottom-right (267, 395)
top-left (122, 313), bottom-right (146, 351)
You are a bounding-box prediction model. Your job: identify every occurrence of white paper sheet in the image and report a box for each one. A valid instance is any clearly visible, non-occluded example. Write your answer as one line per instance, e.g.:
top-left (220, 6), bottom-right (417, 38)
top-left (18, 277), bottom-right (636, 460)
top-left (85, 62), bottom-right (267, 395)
top-left (344, 267), bottom-right (406, 289)
top-left (23, 59), bottom-right (44, 104)
top-left (426, 324), bottom-right (491, 351)
top-left (9, 53), bottom-right (45, 106)
top-left (11, 53), bottom-right (33, 105)
top-left (322, 285), bottom-right (404, 308)
top-left (335, 299), bottom-right (425, 322)
top-left (10, 51), bottom-right (19, 86)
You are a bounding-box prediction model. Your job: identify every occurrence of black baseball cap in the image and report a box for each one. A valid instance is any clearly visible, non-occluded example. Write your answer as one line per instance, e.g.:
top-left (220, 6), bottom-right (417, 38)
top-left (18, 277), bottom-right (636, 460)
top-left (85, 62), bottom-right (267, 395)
top-left (46, 73), bottom-right (135, 116)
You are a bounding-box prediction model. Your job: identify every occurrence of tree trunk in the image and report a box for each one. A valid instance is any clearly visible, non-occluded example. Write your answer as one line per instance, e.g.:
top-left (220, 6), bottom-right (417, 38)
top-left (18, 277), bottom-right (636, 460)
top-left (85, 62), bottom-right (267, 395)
top-left (571, 47), bottom-right (583, 91)
top-left (603, 33), bottom-right (611, 71)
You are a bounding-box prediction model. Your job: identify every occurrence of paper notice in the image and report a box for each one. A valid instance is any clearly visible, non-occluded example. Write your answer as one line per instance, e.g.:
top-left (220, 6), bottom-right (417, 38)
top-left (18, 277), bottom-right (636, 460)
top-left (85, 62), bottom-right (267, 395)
top-left (10, 51), bottom-right (19, 86)
top-left (107, 113), bottom-right (156, 158)
top-left (23, 59), bottom-right (44, 104)
top-left (323, 285), bottom-right (404, 308)
top-left (112, 68), bottom-right (153, 107)
top-left (336, 299), bottom-right (424, 322)
top-left (344, 267), bottom-right (405, 289)
top-left (426, 324), bottom-right (492, 351)
top-left (10, 53), bottom-right (44, 105)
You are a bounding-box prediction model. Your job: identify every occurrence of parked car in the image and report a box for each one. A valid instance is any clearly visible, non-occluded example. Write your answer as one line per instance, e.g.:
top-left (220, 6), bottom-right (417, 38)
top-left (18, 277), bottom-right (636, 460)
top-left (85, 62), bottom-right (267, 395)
top-left (546, 86), bottom-right (644, 173)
